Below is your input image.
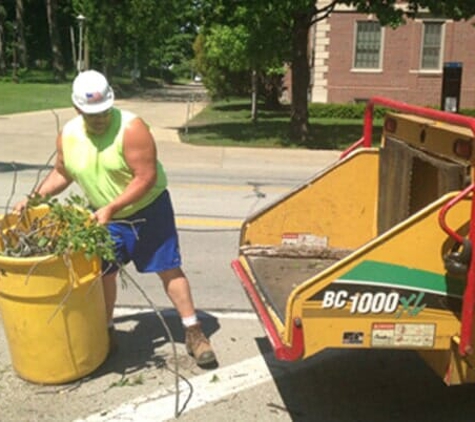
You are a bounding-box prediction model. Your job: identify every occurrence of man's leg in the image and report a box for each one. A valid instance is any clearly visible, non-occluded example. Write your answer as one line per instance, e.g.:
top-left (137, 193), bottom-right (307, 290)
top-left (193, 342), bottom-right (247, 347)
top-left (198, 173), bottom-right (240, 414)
top-left (102, 271), bottom-right (118, 325)
top-left (102, 271), bottom-right (118, 353)
top-left (158, 267), bottom-right (195, 317)
top-left (158, 267), bottom-right (217, 366)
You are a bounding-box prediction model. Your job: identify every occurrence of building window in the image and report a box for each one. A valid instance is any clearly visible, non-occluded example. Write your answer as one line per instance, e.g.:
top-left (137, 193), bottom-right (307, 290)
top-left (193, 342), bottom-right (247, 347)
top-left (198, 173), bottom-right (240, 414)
top-left (354, 21), bottom-right (382, 69)
top-left (421, 21), bottom-right (444, 70)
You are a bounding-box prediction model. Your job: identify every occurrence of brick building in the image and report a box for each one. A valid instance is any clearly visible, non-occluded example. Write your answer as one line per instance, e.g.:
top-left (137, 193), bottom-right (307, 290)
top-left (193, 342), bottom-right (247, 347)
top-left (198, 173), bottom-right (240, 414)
top-left (306, 3), bottom-right (475, 109)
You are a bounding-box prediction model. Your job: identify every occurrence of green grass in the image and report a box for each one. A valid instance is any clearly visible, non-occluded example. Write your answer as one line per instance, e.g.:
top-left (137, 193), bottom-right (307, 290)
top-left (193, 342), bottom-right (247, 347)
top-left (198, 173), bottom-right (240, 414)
top-left (0, 72), bottom-right (170, 115)
top-left (0, 75), bottom-right (382, 150)
top-left (181, 98), bottom-right (382, 150)
top-left (0, 81), bottom-right (73, 114)
top-left (0, 70), bottom-right (77, 114)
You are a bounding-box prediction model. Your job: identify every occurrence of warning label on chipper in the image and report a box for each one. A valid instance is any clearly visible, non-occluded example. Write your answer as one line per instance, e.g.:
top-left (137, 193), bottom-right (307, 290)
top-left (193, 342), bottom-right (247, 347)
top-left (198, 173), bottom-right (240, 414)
top-left (281, 233), bottom-right (328, 247)
top-left (371, 323), bottom-right (435, 348)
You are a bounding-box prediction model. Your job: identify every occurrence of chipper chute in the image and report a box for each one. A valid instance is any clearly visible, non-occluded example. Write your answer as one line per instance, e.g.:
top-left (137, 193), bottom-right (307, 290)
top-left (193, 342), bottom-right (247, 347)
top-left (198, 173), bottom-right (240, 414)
top-left (232, 96), bottom-right (475, 385)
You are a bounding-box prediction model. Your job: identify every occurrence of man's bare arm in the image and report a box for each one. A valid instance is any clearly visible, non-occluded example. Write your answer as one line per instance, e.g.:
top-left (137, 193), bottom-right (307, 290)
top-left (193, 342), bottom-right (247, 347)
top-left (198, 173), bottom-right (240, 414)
top-left (93, 118), bottom-right (157, 223)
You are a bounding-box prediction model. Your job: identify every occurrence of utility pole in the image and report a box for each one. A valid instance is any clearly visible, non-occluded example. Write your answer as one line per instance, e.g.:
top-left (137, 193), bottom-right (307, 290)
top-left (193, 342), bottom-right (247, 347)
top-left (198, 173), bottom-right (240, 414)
top-left (11, 22), bottom-right (18, 83)
top-left (76, 14), bottom-right (86, 73)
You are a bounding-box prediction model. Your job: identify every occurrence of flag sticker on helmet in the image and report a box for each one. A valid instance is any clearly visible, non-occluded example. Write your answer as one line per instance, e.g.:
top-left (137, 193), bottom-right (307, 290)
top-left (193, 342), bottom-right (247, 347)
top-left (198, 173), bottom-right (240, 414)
top-left (86, 92), bottom-right (105, 104)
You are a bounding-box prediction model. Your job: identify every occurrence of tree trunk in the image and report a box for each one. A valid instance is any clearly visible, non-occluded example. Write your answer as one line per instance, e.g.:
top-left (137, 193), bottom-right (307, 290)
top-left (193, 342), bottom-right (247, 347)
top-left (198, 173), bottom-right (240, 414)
top-left (15, 0), bottom-right (27, 68)
top-left (102, 0), bottom-right (116, 79)
top-left (0, 3), bottom-right (6, 75)
top-left (46, 0), bottom-right (65, 81)
top-left (290, 12), bottom-right (312, 144)
top-left (262, 73), bottom-right (282, 110)
top-left (84, 27), bottom-right (90, 70)
top-left (251, 69), bottom-right (258, 122)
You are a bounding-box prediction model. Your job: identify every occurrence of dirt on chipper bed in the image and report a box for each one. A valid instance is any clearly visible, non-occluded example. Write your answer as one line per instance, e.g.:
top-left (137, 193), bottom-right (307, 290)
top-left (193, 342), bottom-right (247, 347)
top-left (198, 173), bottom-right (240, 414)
top-left (240, 245), bottom-right (353, 322)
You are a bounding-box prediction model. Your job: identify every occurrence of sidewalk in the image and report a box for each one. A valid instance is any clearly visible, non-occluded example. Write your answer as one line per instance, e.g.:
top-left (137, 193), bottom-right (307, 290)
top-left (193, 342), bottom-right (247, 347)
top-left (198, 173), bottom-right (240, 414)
top-left (0, 98), bottom-right (340, 169)
top-left (0, 94), bottom-right (340, 209)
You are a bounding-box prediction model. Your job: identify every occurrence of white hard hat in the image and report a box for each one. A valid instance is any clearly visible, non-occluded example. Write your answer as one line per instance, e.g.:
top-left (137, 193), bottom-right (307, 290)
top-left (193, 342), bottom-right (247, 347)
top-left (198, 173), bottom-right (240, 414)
top-left (71, 70), bottom-right (114, 114)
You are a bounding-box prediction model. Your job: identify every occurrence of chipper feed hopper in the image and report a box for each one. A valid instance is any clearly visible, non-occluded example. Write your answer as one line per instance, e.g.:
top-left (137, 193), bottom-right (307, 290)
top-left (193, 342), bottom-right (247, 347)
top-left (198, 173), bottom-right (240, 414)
top-left (232, 96), bottom-right (475, 385)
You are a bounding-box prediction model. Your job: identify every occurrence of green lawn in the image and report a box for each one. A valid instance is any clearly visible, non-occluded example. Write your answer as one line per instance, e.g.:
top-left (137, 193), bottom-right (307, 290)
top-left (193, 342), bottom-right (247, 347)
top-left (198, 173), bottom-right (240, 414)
top-left (0, 71), bottom-right (144, 115)
top-left (181, 98), bottom-right (382, 150)
top-left (0, 82), bottom-right (72, 114)
top-left (0, 78), bottom-right (381, 151)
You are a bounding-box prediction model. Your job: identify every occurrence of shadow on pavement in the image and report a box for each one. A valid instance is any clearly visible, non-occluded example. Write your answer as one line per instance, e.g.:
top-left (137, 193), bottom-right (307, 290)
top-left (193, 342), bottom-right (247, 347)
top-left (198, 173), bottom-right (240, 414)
top-left (0, 162), bottom-right (52, 173)
top-left (256, 338), bottom-right (475, 422)
top-left (91, 309), bottom-right (220, 378)
top-left (122, 84), bottom-right (208, 104)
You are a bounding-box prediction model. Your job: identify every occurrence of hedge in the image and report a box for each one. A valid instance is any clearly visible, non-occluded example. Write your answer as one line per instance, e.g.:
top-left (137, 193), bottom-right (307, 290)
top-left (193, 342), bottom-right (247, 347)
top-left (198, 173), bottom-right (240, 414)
top-left (308, 102), bottom-right (475, 120)
top-left (308, 103), bottom-right (387, 119)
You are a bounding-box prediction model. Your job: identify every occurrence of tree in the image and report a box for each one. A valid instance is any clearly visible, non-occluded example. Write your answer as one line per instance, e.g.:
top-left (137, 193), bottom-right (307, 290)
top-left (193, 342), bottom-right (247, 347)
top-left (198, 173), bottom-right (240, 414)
top-left (15, 0), bottom-right (27, 68)
top-left (45, 0), bottom-right (66, 81)
top-left (69, 0), bottom-right (199, 83)
top-left (202, 23), bottom-right (257, 116)
top-left (288, 0), bottom-right (475, 143)
top-left (196, 0), bottom-right (475, 144)
top-left (149, 0), bottom-right (201, 81)
top-left (194, 2), bottom-right (289, 120)
top-left (0, 2), bottom-right (6, 75)
top-left (71, 0), bottom-right (117, 77)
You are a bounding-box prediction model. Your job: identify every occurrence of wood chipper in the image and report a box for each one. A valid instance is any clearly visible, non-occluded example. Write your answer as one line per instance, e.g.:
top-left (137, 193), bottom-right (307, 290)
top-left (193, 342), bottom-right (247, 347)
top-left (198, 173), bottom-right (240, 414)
top-left (232, 96), bottom-right (475, 386)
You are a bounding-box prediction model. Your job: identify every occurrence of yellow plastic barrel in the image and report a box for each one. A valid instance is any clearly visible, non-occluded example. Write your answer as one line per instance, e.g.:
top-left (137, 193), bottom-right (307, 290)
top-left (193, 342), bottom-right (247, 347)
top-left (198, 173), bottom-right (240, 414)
top-left (0, 208), bottom-right (108, 384)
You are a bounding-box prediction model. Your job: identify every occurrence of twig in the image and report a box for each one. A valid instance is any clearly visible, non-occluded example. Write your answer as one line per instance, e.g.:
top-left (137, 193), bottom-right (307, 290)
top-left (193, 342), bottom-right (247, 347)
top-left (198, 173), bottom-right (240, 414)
top-left (3, 108), bottom-right (58, 237)
top-left (30, 150), bottom-right (57, 196)
top-left (23, 255), bottom-right (55, 286)
top-left (30, 109), bottom-right (60, 195)
top-left (164, 364), bottom-right (194, 415)
top-left (46, 253), bottom-right (76, 323)
top-left (85, 262), bottom-right (115, 296)
top-left (5, 162), bottom-right (18, 214)
top-left (119, 267), bottom-right (182, 418)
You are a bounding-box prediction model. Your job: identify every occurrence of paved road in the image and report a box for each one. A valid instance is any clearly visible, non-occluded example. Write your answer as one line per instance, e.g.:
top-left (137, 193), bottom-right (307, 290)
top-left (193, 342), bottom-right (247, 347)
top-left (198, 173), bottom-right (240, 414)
top-left (2, 85), bottom-right (475, 422)
top-left (0, 84), bottom-right (344, 422)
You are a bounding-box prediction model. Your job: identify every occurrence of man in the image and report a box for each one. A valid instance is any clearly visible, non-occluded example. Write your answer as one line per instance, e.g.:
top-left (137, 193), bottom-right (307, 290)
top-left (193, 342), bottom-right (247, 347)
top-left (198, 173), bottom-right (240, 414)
top-left (15, 70), bottom-right (216, 367)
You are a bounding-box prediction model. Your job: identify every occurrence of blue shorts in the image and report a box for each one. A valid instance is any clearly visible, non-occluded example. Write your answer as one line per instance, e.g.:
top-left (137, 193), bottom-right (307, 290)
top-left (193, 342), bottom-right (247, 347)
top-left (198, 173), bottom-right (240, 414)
top-left (103, 190), bottom-right (182, 274)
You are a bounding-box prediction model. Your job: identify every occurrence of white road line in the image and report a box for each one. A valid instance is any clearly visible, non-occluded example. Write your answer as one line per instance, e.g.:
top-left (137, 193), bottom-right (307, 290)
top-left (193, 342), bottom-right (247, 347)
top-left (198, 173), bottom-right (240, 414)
top-left (76, 354), bottom-right (276, 422)
top-left (114, 306), bottom-right (258, 320)
top-left (77, 308), bottom-right (264, 422)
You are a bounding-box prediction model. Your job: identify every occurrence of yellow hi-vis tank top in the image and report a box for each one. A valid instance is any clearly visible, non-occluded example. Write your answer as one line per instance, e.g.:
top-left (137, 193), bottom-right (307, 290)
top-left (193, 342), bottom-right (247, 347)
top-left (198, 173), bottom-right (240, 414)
top-left (62, 108), bottom-right (167, 218)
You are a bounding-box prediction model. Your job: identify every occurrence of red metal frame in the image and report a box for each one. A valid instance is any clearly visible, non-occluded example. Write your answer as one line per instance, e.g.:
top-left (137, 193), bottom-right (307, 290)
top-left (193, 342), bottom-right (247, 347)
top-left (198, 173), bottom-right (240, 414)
top-left (340, 136), bottom-right (364, 159)
top-left (438, 184), bottom-right (475, 245)
top-left (231, 259), bottom-right (304, 361)
top-left (363, 96), bottom-right (475, 148)
top-left (344, 96), bottom-right (475, 356)
top-left (439, 183), bottom-right (475, 355)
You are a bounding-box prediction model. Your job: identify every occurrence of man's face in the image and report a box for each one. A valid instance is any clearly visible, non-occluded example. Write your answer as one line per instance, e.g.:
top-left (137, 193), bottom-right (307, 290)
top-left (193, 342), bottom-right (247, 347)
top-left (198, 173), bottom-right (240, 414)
top-left (82, 109), bottom-right (112, 135)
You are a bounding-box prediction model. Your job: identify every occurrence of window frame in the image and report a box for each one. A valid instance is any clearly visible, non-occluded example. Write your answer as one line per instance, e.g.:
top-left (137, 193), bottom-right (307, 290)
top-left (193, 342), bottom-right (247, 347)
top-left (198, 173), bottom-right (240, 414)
top-left (420, 20), bottom-right (445, 71)
top-left (352, 20), bottom-right (384, 72)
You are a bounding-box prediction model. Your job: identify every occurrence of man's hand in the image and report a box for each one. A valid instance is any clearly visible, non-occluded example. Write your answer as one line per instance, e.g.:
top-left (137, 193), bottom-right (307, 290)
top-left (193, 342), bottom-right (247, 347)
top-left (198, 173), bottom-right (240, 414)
top-left (93, 206), bottom-right (115, 225)
top-left (12, 197), bottom-right (29, 213)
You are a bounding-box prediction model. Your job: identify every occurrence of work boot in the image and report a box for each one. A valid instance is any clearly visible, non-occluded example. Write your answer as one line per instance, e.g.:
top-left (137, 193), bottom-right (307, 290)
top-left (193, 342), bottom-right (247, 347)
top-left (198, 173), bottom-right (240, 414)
top-left (185, 323), bottom-right (217, 366)
top-left (108, 326), bottom-right (118, 356)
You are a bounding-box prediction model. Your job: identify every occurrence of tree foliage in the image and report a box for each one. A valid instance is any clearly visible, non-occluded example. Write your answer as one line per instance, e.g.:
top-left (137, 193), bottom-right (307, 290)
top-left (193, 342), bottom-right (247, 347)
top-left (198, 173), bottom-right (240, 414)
top-left (192, 0), bottom-right (475, 142)
top-left (1, 1), bottom-right (475, 144)
top-left (193, 1), bottom-right (289, 103)
top-left (0, 0), bottom-right (201, 83)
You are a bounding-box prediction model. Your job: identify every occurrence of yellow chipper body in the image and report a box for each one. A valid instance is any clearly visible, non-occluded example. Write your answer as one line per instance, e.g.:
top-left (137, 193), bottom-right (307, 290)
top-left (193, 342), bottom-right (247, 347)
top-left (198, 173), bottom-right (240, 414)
top-left (232, 96), bottom-right (475, 385)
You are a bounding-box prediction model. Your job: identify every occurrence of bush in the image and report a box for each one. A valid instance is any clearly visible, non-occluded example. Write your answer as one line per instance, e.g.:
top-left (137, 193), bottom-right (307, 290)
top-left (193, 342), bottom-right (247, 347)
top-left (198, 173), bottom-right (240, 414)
top-left (460, 108), bottom-right (475, 118)
top-left (308, 103), bottom-right (389, 119)
top-left (309, 102), bottom-right (475, 120)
